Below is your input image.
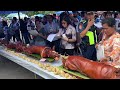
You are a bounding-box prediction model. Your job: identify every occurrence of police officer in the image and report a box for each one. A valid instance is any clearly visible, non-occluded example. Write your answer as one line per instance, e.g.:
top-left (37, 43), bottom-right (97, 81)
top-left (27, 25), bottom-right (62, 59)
top-left (76, 11), bottom-right (98, 61)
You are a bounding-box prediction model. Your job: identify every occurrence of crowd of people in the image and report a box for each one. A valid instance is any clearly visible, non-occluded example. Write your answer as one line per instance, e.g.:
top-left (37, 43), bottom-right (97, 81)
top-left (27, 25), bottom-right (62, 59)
top-left (0, 11), bottom-right (120, 67)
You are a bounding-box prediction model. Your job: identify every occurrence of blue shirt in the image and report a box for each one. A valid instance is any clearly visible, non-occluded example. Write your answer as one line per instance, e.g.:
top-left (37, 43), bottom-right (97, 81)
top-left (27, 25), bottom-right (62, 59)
top-left (3, 26), bottom-right (9, 35)
top-left (0, 22), bottom-right (3, 34)
top-left (77, 15), bottom-right (81, 22)
top-left (44, 21), bottom-right (59, 36)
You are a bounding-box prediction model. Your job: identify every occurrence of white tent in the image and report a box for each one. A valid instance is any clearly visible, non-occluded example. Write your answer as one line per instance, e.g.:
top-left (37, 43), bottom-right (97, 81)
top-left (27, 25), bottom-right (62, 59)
top-left (55, 11), bottom-right (73, 16)
top-left (6, 12), bottom-right (28, 19)
top-left (34, 14), bottom-right (44, 17)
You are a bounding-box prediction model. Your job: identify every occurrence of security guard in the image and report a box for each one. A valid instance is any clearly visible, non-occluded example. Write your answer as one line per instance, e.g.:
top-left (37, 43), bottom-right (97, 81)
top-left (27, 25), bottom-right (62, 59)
top-left (76, 11), bottom-right (98, 61)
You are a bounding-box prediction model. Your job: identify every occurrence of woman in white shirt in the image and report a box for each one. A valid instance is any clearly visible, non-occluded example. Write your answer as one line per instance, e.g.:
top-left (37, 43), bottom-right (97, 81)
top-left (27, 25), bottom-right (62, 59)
top-left (57, 16), bottom-right (76, 55)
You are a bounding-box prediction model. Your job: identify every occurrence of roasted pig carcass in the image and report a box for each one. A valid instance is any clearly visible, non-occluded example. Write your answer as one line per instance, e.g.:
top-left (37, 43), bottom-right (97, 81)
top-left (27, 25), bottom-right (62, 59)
top-left (62, 56), bottom-right (120, 79)
top-left (0, 39), bottom-right (8, 46)
top-left (5, 42), bottom-right (26, 52)
top-left (15, 42), bottom-right (26, 52)
top-left (6, 43), bottom-right (16, 49)
top-left (24, 46), bottom-right (60, 60)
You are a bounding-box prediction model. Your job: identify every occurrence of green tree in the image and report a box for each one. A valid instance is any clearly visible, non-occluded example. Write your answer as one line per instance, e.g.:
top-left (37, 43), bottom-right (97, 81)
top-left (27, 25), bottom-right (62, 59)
top-left (25, 11), bottom-right (56, 17)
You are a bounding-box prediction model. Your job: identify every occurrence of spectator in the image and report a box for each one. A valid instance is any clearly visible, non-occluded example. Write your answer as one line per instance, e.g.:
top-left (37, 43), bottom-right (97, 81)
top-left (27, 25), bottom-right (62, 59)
top-left (32, 16), bottom-right (47, 46)
top-left (77, 11), bottom-right (98, 61)
top-left (24, 17), bottom-right (32, 40)
top-left (114, 12), bottom-right (120, 33)
top-left (27, 18), bottom-right (36, 31)
top-left (104, 11), bottom-right (112, 19)
top-left (70, 11), bottom-right (81, 28)
top-left (53, 14), bottom-right (59, 24)
top-left (94, 13), bottom-right (100, 23)
top-left (2, 20), bottom-right (9, 43)
top-left (35, 16), bottom-right (44, 31)
top-left (30, 16), bottom-right (35, 25)
top-left (20, 19), bottom-right (30, 45)
top-left (56, 16), bottom-right (76, 55)
top-left (44, 15), bottom-right (60, 52)
top-left (80, 11), bottom-right (87, 21)
top-left (0, 19), bottom-right (5, 38)
top-left (76, 11), bottom-right (88, 44)
top-left (59, 12), bottom-right (69, 28)
top-left (27, 18), bottom-right (36, 45)
top-left (42, 15), bottom-right (47, 25)
top-left (9, 19), bottom-right (15, 42)
top-left (97, 18), bottom-right (120, 67)
top-left (9, 17), bottom-right (22, 42)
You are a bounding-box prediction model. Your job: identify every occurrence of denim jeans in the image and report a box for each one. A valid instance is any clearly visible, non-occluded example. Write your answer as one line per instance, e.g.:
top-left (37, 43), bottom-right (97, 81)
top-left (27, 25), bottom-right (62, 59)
top-left (22, 32), bottom-right (30, 44)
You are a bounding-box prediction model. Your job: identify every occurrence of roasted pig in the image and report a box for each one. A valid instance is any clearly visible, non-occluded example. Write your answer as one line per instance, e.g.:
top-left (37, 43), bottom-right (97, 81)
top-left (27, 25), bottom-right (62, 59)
top-left (62, 56), bottom-right (120, 79)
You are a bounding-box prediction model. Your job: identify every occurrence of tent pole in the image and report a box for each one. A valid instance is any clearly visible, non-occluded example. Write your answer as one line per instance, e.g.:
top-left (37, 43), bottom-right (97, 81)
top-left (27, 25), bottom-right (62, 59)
top-left (18, 11), bottom-right (24, 43)
top-left (18, 11), bottom-right (20, 20)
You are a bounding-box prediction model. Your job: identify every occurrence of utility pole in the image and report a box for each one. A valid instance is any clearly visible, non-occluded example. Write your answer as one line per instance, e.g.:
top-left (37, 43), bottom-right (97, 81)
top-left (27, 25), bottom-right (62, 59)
top-left (18, 11), bottom-right (24, 43)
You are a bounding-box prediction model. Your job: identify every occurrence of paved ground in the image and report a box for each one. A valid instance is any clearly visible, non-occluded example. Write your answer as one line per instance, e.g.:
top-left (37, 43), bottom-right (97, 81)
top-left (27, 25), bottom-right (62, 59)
top-left (0, 55), bottom-right (43, 79)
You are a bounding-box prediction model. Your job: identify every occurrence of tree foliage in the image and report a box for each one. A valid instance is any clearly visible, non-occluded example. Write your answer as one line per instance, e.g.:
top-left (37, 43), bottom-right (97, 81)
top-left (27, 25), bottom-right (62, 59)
top-left (25, 11), bottom-right (56, 17)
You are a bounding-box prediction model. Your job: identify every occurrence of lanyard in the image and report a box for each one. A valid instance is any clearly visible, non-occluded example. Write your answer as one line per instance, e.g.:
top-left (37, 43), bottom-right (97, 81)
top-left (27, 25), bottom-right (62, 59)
top-left (63, 25), bottom-right (69, 34)
top-left (63, 28), bottom-right (66, 34)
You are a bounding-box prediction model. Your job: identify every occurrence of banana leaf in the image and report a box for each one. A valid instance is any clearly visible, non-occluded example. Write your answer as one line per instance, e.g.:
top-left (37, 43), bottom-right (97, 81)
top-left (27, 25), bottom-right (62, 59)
top-left (29, 53), bottom-right (54, 62)
top-left (58, 65), bottom-right (90, 79)
top-left (22, 52), bottom-right (54, 62)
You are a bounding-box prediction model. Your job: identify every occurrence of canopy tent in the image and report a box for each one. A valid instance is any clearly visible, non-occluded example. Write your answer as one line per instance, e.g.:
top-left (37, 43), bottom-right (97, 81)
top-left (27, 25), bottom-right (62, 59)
top-left (0, 11), bottom-right (27, 15)
top-left (34, 14), bottom-right (44, 17)
top-left (55, 11), bottom-right (64, 16)
top-left (0, 11), bottom-right (19, 15)
top-left (6, 12), bottom-right (28, 19)
top-left (55, 11), bottom-right (73, 16)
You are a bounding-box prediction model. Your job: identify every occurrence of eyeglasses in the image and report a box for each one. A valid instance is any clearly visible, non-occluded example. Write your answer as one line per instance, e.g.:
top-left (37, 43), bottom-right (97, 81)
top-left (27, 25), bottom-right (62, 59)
top-left (102, 28), bottom-right (110, 31)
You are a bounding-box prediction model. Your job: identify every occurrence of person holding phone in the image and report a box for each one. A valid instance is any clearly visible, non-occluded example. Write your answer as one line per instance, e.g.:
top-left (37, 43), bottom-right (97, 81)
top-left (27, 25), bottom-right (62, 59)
top-left (77, 11), bottom-right (98, 61)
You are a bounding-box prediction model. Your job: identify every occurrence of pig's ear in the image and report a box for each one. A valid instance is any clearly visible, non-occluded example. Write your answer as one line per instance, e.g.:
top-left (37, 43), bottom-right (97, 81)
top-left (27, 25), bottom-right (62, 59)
top-left (61, 55), bottom-right (68, 60)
